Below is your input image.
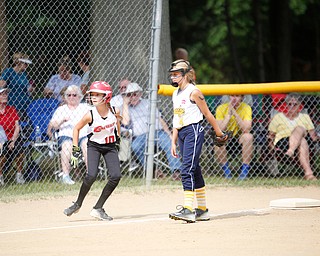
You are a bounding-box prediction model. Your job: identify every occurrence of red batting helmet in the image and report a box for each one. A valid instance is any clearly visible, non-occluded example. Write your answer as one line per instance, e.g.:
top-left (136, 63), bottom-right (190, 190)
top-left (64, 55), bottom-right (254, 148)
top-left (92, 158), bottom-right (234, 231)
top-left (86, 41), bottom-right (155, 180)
top-left (86, 81), bottom-right (113, 105)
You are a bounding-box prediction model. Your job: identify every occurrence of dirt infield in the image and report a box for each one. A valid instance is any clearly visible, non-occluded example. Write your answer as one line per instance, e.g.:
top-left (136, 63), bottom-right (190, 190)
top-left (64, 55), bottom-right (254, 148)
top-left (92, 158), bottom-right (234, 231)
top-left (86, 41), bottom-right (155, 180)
top-left (1, 186), bottom-right (320, 256)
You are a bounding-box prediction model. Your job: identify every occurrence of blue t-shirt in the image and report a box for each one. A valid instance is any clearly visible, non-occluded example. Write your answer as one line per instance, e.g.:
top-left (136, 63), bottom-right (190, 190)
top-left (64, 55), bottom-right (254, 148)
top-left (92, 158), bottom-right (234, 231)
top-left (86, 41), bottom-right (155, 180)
top-left (45, 74), bottom-right (82, 101)
top-left (1, 67), bottom-right (31, 111)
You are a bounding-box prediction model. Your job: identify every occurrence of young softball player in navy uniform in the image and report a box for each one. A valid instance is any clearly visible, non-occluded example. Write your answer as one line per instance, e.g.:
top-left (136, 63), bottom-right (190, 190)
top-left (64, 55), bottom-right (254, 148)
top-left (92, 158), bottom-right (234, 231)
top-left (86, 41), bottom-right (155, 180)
top-left (64, 81), bottom-right (122, 221)
top-left (168, 60), bottom-right (228, 223)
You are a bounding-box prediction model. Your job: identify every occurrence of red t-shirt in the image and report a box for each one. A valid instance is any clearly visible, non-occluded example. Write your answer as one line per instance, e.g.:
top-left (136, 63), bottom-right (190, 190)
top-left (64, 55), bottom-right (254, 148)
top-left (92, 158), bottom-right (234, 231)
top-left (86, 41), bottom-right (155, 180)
top-left (0, 105), bottom-right (20, 140)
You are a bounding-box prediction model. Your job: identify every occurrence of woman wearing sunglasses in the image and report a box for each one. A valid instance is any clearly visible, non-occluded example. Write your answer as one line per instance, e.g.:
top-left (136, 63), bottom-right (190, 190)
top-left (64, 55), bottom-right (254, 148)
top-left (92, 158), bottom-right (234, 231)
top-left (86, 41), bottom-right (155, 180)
top-left (47, 85), bottom-right (90, 184)
top-left (268, 93), bottom-right (319, 180)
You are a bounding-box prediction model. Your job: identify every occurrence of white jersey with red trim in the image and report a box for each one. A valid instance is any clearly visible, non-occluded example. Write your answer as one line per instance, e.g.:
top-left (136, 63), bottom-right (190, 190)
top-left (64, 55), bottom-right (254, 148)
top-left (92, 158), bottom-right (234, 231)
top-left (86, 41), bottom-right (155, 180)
top-left (88, 107), bottom-right (118, 144)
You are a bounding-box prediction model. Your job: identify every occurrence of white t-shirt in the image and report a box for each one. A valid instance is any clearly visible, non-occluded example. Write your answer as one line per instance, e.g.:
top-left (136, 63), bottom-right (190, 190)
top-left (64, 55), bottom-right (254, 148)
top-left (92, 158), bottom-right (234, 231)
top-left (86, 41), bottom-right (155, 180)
top-left (172, 83), bottom-right (203, 129)
top-left (88, 108), bottom-right (118, 144)
top-left (51, 103), bottom-right (89, 138)
top-left (120, 99), bottom-right (162, 137)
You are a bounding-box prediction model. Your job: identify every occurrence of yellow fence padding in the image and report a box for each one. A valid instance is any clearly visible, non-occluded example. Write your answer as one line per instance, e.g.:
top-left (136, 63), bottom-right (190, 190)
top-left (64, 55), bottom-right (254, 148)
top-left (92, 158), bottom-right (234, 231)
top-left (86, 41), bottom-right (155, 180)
top-left (158, 81), bottom-right (320, 96)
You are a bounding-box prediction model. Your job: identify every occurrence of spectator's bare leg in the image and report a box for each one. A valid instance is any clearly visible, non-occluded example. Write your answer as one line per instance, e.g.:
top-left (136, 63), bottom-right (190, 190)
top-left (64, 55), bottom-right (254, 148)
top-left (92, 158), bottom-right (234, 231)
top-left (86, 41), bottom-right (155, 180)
top-left (215, 145), bottom-right (228, 165)
top-left (15, 154), bottom-right (24, 174)
top-left (0, 156), bottom-right (5, 175)
top-left (286, 126), bottom-right (306, 157)
top-left (240, 133), bottom-right (253, 165)
top-left (298, 138), bottom-right (314, 177)
top-left (215, 145), bottom-right (231, 178)
top-left (61, 140), bottom-right (72, 175)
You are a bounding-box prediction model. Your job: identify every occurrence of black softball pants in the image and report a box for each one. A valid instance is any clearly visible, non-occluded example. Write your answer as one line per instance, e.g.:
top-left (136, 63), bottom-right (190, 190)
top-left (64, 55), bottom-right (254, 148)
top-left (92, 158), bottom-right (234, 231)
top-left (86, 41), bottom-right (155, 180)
top-left (76, 140), bottom-right (121, 209)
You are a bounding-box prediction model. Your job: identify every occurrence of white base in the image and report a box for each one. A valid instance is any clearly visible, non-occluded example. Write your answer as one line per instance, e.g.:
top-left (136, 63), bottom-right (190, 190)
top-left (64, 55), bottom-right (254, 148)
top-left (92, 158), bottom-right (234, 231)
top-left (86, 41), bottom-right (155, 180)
top-left (270, 198), bottom-right (320, 209)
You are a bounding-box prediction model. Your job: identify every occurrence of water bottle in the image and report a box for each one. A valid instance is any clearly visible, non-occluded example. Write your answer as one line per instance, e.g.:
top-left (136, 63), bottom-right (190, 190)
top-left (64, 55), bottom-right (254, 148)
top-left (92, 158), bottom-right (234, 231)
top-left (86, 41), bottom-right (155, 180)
top-left (35, 126), bottom-right (41, 143)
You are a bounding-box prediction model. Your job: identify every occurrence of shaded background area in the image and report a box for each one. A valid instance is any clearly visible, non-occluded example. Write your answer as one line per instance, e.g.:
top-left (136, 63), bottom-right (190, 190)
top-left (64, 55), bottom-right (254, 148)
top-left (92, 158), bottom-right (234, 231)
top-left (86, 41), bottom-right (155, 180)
top-left (169, 0), bottom-right (320, 83)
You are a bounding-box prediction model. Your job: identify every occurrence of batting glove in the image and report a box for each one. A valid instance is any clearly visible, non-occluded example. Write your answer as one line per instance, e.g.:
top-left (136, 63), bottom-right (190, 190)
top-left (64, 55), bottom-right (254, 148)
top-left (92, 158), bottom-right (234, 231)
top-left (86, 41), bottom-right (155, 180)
top-left (70, 145), bottom-right (81, 169)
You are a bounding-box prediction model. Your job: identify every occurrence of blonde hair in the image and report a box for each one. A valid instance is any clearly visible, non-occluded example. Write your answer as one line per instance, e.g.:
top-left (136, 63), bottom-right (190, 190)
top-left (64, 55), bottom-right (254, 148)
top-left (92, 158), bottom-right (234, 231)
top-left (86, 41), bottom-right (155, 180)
top-left (185, 69), bottom-right (195, 84)
top-left (12, 52), bottom-right (29, 66)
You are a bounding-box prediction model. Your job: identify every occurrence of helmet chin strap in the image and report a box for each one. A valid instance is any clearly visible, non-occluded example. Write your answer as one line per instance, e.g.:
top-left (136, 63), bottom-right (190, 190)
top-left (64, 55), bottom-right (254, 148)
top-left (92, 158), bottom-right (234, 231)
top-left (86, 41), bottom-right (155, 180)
top-left (170, 76), bottom-right (184, 87)
top-left (171, 81), bottom-right (179, 87)
top-left (87, 94), bottom-right (108, 106)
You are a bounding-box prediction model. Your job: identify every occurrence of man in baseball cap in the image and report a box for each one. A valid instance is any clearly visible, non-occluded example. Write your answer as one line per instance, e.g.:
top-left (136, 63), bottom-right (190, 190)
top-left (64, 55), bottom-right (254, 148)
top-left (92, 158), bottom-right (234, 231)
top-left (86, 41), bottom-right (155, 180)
top-left (0, 87), bottom-right (8, 93)
top-left (18, 58), bottom-right (32, 65)
top-left (122, 82), bottom-right (143, 95)
top-left (13, 52), bottom-right (32, 65)
top-left (120, 82), bottom-right (182, 180)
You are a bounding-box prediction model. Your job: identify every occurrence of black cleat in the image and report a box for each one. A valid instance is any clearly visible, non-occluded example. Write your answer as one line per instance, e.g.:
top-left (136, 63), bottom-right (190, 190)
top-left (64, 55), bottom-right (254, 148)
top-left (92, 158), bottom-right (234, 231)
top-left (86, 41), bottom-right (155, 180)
top-left (64, 202), bottom-right (81, 216)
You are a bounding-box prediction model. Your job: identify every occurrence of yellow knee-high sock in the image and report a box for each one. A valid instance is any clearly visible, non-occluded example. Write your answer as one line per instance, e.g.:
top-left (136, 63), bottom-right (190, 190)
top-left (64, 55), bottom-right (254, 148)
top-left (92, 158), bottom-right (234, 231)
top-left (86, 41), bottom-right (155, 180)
top-left (195, 187), bottom-right (207, 211)
top-left (184, 190), bottom-right (194, 211)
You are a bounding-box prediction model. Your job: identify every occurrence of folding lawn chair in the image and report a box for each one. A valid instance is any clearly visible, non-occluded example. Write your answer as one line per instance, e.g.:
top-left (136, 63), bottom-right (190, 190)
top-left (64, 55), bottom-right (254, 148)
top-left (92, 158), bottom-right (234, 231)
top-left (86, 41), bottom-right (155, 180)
top-left (25, 98), bottom-right (61, 176)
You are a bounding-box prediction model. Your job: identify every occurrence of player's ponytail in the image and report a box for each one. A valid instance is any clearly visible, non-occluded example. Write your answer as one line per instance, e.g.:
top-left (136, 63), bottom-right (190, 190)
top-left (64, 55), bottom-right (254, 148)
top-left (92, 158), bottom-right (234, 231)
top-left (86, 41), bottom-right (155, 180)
top-left (185, 68), bottom-right (196, 85)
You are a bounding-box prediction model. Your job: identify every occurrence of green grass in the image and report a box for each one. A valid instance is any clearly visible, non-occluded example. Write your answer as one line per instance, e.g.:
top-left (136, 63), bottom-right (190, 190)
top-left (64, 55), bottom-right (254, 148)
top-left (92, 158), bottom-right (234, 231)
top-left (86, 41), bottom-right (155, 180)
top-left (0, 175), bottom-right (319, 203)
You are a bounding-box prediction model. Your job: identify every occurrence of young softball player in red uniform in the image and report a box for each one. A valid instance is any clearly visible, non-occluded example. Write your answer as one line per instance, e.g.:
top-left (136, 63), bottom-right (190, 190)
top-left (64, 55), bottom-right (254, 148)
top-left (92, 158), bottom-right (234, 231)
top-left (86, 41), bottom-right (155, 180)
top-left (63, 81), bottom-right (122, 221)
top-left (168, 60), bottom-right (228, 223)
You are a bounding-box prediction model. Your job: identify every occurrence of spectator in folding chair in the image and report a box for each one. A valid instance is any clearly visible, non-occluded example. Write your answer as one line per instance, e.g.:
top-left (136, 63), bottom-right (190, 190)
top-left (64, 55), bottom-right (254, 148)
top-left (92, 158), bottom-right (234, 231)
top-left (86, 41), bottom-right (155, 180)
top-left (268, 93), bottom-right (319, 181)
top-left (47, 85), bottom-right (90, 185)
top-left (26, 97), bottom-right (59, 142)
top-left (43, 56), bottom-right (82, 102)
top-left (215, 95), bottom-right (254, 180)
top-left (110, 78), bottom-right (131, 109)
top-left (0, 87), bottom-right (26, 185)
top-left (1, 52), bottom-right (34, 117)
top-left (120, 82), bottom-right (182, 180)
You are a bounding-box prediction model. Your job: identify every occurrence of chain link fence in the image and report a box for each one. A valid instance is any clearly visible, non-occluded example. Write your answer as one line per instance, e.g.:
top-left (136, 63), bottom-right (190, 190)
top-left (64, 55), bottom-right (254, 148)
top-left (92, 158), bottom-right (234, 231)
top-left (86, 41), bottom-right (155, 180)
top-left (0, 1), bottom-right (319, 198)
top-left (157, 92), bottom-right (320, 182)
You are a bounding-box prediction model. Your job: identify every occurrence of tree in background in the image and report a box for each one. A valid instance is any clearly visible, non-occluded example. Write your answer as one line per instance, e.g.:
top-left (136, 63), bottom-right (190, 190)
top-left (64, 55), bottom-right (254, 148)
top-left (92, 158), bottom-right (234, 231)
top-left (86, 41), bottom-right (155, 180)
top-left (169, 0), bottom-right (320, 84)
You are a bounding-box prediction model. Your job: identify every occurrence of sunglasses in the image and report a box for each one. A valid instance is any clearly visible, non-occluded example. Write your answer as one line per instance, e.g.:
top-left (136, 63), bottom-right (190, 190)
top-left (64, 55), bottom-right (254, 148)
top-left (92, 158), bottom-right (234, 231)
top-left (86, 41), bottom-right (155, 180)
top-left (67, 94), bottom-right (78, 97)
top-left (126, 92), bottom-right (138, 97)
